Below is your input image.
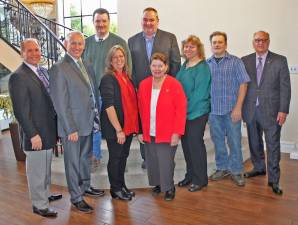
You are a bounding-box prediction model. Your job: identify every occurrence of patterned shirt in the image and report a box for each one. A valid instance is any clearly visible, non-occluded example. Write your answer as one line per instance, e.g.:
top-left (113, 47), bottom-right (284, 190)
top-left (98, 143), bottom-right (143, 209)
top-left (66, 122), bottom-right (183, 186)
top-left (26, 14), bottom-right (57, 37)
top-left (207, 52), bottom-right (250, 115)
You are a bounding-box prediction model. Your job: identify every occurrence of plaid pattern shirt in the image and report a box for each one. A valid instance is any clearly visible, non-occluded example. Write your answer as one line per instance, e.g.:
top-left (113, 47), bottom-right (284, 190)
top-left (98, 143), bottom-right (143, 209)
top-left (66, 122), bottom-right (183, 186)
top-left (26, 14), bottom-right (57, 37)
top-left (207, 52), bottom-right (250, 115)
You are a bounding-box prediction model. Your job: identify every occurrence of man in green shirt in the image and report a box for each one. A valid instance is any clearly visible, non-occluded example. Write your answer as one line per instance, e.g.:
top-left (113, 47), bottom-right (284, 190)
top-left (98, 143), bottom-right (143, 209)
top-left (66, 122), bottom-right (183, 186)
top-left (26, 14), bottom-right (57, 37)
top-left (83, 8), bottom-right (132, 168)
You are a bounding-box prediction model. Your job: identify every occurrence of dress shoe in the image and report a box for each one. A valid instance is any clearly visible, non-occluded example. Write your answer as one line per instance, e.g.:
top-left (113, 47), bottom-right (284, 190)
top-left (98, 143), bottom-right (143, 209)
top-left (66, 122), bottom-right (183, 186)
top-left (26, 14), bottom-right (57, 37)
top-left (151, 185), bottom-right (161, 195)
top-left (32, 206), bottom-right (57, 217)
top-left (85, 186), bottom-right (105, 197)
top-left (268, 182), bottom-right (283, 195)
top-left (110, 190), bottom-right (132, 201)
top-left (188, 184), bottom-right (207, 192)
top-left (244, 170), bottom-right (266, 178)
top-left (141, 160), bottom-right (146, 169)
top-left (122, 186), bottom-right (135, 197)
top-left (48, 194), bottom-right (62, 202)
top-left (178, 178), bottom-right (191, 187)
top-left (164, 187), bottom-right (175, 201)
top-left (72, 200), bottom-right (93, 213)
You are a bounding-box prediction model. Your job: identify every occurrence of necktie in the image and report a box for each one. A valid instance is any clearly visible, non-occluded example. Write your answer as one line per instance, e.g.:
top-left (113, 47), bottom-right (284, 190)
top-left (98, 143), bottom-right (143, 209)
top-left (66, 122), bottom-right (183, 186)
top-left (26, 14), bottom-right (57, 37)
top-left (77, 59), bottom-right (90, 83)
top-left (37, 67), bottom-right (49, 93)
top-left (256, 57), bottom-right (263, 85)
top-left (77, 59), bottom-right (100, 131)
top-left (256, 57), bottom-right (263, 106)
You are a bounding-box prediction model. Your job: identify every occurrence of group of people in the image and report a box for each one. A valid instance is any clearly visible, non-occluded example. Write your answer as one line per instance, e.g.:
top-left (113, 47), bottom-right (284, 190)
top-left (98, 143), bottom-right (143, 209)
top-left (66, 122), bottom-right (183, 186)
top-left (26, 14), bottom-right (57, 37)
top-left (8, 6), bottom-right (291, 218)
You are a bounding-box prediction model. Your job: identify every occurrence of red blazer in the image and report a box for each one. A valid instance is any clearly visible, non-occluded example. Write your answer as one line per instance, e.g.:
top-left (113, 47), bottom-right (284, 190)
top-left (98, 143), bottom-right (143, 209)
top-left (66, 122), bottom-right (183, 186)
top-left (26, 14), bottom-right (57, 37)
top-left (138, 75), bottom-right (187, 143)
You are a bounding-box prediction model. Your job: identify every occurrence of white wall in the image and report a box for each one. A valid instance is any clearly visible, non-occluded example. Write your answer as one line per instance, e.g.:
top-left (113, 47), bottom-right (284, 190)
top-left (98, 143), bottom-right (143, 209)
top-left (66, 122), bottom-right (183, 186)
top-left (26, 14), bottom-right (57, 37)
top-left (118, 0), bottom-right (298, 143)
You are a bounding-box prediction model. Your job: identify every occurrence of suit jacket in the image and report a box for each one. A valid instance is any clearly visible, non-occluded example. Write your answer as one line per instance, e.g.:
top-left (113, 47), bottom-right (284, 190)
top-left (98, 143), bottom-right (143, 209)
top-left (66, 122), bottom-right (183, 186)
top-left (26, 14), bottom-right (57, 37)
top-left (128, 29), bottom-right (181, 88)
top-left (8, 63), bottom-right (57, 151)
top-left (49, 54), bottom-right (98, 137)
top-left (99, 73), bottom-right (124, 139)
top-left (242, 51), bottom-right (291, 127)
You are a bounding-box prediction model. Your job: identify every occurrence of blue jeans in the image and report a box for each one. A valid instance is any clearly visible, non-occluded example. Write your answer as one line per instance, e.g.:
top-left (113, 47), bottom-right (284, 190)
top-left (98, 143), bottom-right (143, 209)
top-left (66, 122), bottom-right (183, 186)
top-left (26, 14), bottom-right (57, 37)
top-left (92, 131), bottom-right (102, 160)
top-left (209, 113), bottom-right (243, 174)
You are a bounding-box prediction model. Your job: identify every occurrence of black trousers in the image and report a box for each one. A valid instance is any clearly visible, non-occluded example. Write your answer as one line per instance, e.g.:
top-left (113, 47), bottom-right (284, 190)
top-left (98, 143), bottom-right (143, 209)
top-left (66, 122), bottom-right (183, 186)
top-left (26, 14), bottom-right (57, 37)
top-left (181, 114), bottom-right (209, 186)
top-left (106, 135), bottom-right (133, 191)
top-left (246, 107), bottom-right (281, 184)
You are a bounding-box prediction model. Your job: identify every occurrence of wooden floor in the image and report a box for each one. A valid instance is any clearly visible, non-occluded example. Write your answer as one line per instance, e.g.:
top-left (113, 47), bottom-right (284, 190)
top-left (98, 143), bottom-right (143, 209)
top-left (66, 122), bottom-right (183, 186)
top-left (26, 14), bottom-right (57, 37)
top-left (1, 132), bottom-right (298, 225)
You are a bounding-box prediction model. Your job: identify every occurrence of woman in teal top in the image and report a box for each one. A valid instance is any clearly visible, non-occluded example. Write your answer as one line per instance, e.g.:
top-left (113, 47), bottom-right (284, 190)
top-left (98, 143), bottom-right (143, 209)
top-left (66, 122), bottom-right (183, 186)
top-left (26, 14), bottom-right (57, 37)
top-left (176, 35), bottom-right (211, 192)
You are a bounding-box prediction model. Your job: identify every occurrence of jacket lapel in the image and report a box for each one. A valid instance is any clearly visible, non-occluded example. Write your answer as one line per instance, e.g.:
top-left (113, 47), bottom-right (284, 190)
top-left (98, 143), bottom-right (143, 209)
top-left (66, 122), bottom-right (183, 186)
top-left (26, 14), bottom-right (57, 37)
top-left (249, 53), bottom-right (258, 85)
top-left (140, 33), bottom-right (150, 67)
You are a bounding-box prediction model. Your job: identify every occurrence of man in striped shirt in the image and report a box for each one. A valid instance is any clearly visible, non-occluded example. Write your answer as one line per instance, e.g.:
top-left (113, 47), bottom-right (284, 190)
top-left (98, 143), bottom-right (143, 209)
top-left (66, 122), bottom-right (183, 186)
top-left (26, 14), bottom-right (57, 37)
top-left (207, 31), bottom-right (250, 187)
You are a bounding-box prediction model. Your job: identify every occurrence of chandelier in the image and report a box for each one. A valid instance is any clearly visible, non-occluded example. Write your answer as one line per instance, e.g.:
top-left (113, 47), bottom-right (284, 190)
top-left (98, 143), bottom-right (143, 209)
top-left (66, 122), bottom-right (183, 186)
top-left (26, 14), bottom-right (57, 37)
top-left (21, 0), bottom-right (55, 18)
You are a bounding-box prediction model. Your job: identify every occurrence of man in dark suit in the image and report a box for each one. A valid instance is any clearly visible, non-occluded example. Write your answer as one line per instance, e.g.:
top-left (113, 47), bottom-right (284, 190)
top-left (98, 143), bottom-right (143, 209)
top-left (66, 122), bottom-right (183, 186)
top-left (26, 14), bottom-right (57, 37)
top-left (50, 31), bottom-right (104, 213)
top-left (128, 7), bottom-right (181, 167)
top-left (242, 31), bottom-right (291, 195)
top-left (9, 38), bottom-right (61, 217)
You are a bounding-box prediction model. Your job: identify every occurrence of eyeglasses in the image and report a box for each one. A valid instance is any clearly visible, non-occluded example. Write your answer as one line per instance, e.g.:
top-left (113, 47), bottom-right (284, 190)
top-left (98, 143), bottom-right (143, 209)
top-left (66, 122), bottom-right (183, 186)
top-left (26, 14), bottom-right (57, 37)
top-left (254, 39), bottom-right (268, 43)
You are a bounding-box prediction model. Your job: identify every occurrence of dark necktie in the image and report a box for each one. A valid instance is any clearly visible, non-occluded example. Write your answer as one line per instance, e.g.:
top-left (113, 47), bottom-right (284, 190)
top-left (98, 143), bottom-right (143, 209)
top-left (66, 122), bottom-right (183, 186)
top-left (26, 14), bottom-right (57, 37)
top-left (256, 57), bottom-right (263, 85)
top-left (37, 67), bottom-right (49, 93)
top-left (256, 57), bottom-right (263, 106)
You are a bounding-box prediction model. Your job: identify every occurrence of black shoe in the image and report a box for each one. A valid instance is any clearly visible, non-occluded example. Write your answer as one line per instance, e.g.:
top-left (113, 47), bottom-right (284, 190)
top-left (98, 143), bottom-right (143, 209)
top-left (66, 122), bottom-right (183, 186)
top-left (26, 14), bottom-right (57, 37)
top-left (48, 194), bottom-right (62, 202)
top-left (188, 184), bottom-right (207, 192)
top-left (178, 178), bottom-right (191, 187)
top-left (141, 161), bottom-right (146, 169)
top-left (244, 169), bottom-right (266, 178)
top-left (32, 206), bottom-right (57, 217)
top-left (85, 187), bottom-right (105, 197)
top-left (110, 190), bottom-right (132, 201)
top-left (268, 182), bottom-right (283, 195)
top-left (122, 186), bottom-right (135, 197)
top-left (151, 185), bottom-right (161, 195)
top-left (72, 200), bottom-right (93, 213)
top-left (164, 187), bottom-right (175, 201)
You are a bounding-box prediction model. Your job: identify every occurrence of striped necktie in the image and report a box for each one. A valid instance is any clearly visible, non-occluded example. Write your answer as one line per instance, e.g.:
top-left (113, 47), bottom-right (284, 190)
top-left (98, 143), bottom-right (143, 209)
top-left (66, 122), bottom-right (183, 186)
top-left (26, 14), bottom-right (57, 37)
top-left (36, 67), bottom-right (49, 93)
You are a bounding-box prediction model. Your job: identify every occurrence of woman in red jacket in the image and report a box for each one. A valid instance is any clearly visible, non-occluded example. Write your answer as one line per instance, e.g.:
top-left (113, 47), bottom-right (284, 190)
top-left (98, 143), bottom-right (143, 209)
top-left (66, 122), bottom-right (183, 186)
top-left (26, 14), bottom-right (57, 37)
top-left (138, 53), bottom-right (187, 201)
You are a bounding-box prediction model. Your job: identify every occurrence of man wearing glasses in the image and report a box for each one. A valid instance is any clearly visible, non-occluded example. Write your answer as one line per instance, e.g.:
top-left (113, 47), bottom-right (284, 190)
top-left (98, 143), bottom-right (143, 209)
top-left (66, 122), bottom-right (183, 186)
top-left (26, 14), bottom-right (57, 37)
top-left (241, 31), bottom-right (291, 195)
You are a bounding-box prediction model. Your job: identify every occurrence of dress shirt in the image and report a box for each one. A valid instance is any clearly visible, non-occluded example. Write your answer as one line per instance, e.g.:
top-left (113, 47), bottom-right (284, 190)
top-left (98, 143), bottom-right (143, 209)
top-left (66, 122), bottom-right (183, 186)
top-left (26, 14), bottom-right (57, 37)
top-left (207, 52), bottom-right (250, 115)
top-left (143, 32), bottom-right (156, 61)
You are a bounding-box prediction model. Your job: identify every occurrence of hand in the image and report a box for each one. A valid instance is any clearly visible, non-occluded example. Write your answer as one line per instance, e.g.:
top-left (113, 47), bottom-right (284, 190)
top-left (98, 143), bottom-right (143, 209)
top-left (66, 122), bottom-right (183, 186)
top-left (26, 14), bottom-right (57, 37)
top-left (137, 134), bottom-right (145, 144)
top-left (170, 133), bottom-right (180, 146)
top-left (276, 112), bottom-right (288, 126)
top-left (116, 131), bottom-right (126, 145)
top-left (31, 135), bottom-right (42, 150)
top-left (231, 106), bottom-right (242, 123)
top-left (68, 132), bottom-right (79, 142)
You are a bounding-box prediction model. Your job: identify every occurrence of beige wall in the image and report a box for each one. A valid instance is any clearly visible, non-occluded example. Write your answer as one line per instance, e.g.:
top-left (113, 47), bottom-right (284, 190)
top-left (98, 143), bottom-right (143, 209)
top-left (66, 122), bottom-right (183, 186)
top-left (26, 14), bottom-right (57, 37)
top-left (0, 39), bottom-right (22, 71)
top-left (118, 0), bottom-right (298, 143)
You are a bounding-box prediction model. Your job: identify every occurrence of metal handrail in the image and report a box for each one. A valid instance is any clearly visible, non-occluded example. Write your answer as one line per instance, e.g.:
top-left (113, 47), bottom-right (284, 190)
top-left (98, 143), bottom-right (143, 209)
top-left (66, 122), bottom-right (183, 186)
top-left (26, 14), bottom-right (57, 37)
top-left (0, 0), bottom-right (69, 68)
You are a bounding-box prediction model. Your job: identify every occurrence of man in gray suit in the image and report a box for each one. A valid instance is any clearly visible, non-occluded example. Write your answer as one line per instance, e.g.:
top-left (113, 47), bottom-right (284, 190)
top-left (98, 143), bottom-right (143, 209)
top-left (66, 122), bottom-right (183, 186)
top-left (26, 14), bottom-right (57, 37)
top-left (50, 31), bottom-right (104, 213)
top-left (242, 31), bottom-right (291, 195)
top-left (128, 7), bottom-right (181, 167)
top-left (9, 38), bottom-right (61, 217)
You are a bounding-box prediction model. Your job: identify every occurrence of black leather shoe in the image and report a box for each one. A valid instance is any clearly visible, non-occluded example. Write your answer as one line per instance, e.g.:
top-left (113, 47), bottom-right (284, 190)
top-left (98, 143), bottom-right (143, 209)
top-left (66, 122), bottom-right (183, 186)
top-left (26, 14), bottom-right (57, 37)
top-left (33, 206), bottom-right (57, 217)
top-left (164, 187), bottom-right (175, 201)
top-left (122, 186), bottom-right (135, 197)
top-left (268, 182), bottom-right (283, 195)
top-left (48, 194), bottom-right (62, 202)
top-left (85, 187), bottom-right (105, 197)
top-left (72, 200), bottom-right (93, 213)
top-left (151, 185), bottom-right (161, 195)
top-left (110, 190), bottom-right (132, 201)
top-left (178, 178), bottom-right (191, 187)
top-left (188, 184), bottom-right (207, 192)
top-left (244, 170), bottom-right (266, 178)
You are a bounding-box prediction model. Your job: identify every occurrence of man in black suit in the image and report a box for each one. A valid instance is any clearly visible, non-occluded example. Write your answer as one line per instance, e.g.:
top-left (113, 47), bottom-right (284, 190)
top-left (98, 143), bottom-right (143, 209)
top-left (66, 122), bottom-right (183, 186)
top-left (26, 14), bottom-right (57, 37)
top-left (242, 31), bottom-right (291, 195)
top-left (128, 7), bottom-right (181, 168)
top-left (9, 38), bottom-right (61, 217)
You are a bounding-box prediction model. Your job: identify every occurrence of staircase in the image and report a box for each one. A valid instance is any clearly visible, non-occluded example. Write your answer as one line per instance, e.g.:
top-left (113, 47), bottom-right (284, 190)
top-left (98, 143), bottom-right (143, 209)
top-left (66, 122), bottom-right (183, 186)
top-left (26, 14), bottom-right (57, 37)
top-left (51, 125), bottom-right (250, 189)
top-left (0, 0), bottom-right (71, 68)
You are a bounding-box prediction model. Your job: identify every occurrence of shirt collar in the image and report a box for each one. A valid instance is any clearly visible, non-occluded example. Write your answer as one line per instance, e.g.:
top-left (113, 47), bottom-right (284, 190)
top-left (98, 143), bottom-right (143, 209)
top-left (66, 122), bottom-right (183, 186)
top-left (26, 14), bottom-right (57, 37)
top-left (142, 32), bottom-right (156, 40)
top-left (208, 51), bottom-right (231, 63)
top-left (95, 32), bottom-right (109, 42)
top-left (24, 62), bottom-right (38, 75)
top-left (67, 53), bottom-right (81, 64)
top-left (256, 51), bottom-right (268, 61)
